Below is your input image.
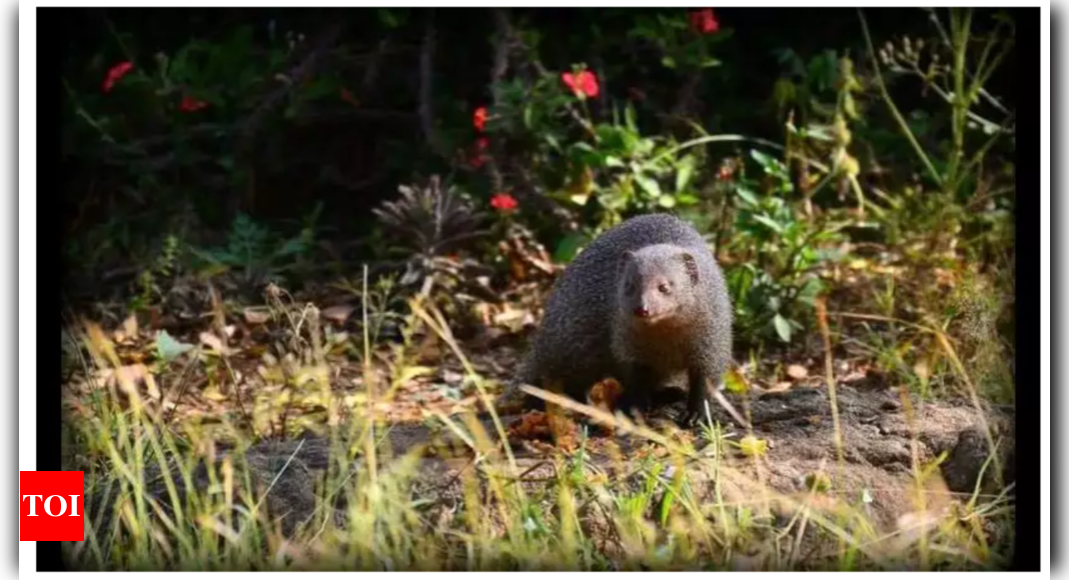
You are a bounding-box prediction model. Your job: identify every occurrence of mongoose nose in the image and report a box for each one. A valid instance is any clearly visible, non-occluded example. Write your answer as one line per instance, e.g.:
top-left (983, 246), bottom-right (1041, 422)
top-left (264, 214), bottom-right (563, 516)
top-left (634, 306), bottom-right (651, 318)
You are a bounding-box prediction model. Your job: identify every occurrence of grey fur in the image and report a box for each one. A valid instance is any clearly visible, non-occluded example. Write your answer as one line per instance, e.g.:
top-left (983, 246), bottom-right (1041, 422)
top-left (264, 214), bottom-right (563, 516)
top-left (516, 213), bottom-right (733, 424)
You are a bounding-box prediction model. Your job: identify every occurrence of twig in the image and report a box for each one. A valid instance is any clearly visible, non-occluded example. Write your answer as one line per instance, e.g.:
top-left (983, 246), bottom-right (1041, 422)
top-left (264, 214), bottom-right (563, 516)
top-left (362, 264), bottom-right (378, 485)
top-left (960, 113), bottom-right (1016, 182)
top-left (858, 9), bottom-right (944, 188)
top-left (161, 346), bottom-right (204, 425)
top-left (815, 298), bottom-right (844, 467)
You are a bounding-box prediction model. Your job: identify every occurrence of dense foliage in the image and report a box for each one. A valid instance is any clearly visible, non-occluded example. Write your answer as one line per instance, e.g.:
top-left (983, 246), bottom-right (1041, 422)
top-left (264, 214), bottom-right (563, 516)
top-left (60, 4), bottom-right (1018, 407)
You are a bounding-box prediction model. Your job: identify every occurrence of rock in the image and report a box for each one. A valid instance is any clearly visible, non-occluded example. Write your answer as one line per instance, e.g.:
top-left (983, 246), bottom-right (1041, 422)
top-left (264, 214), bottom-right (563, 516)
top-left (941, 427), bottom-right (999, 494)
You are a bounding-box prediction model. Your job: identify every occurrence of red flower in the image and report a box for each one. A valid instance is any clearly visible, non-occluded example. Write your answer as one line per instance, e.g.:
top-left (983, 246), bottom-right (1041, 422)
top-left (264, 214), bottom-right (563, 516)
top-left (462, 136), bottom-right (492, 170)
top-left (468, 155), bottom-right (487, 170)
top-left (102, 61), bottom-right (134, 93)
top-left (490, 193), bottom-right (518, 213)
top-left (473, 106), bottom-right (488, 132)
top-left (689, 9), bottom-right (720, 35)
top-left (716, 163), bottom-right (734, 181)
top-left (561, 70), bottom-right (600, 99)
top-left (178, 95), bottom-right (208, 113)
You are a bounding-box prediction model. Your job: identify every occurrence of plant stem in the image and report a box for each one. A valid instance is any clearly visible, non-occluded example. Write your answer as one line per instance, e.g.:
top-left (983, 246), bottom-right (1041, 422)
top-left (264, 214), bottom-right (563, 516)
top-left (643, 134), bottom-right (829, 173)
top-left (945, 8), bottom-right (972, 197)
top-left (857, 9), bottom-right (944, 188)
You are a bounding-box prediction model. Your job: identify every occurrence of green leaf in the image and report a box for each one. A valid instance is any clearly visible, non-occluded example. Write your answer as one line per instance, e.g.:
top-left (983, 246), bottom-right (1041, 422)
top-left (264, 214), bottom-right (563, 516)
top-left (661, 56), bottom-right (677, 69)
top-left (773, 314), bottom-right (792, 343)
top-left (156, 330), bottom-right (194, 363)
top-left (634, 173), bottom-right (662, 198)
top-left (735, 186), bottom-right (760, 207)
top-left (723, 367), bottom-right (750, 395)
top-left (523, 104), bottom-right (534, 129)
top-left (676, 193), bottom-right (700, 205)
top-left (657, 194), bottom-right (677, 208)
top-left (797, 278), bottom-right (825, 306)
top-left (753, 214), bottom-right (785, 234)
top-left (675, 155), bottom-right (695, 193)
top-left (543, 133), bottom-right (562, 152)
top-left (276, 238), bottom-right (306, 257)
top-left (750, 149), bottom-right (785, 176)
top-left (803, 124), bottom-right (836, 142)
top-left (624, 104), bottom-right (638, 131)
top-left (553, 233), bottom-right (589, 264)
top-left (377, 8), bottom-right (401, 28)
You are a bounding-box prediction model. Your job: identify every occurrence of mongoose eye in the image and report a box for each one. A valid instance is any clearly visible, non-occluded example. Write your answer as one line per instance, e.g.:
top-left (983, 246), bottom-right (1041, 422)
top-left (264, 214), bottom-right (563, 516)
top-left (658, 283), bottom-right (671, 294)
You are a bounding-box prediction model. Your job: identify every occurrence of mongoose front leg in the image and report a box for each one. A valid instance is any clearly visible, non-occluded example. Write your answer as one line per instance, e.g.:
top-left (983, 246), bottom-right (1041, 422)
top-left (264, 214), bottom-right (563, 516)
top-left (683, 368), bottom-right (709, 427)
top-left (618, 363), bottom-right (656, 420)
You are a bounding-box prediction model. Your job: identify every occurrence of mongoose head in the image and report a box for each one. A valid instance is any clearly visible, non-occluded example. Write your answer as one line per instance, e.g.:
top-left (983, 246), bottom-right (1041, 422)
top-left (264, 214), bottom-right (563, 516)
top-left (617, 244), bottom-right (702, 325)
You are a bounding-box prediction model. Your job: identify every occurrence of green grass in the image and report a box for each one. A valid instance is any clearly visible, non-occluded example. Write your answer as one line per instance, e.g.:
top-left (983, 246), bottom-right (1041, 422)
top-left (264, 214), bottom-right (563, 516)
top-left (60, 296), bottom-right (1014, 572)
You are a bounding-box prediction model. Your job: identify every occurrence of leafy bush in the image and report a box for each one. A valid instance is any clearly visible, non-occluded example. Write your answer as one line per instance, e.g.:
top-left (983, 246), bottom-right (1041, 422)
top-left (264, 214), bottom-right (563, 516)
top-left (723, 149), bottom-right (847, 344)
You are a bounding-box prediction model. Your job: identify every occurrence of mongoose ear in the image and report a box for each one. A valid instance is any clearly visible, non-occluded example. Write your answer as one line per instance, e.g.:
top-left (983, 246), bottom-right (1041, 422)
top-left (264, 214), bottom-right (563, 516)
top-left (618, 250), bottom-right (636, 270)
top-left (679, 252), bottom-right (700, 285)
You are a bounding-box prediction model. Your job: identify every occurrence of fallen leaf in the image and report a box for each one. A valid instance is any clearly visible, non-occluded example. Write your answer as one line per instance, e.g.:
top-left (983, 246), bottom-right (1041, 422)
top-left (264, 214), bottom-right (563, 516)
top-left (244, 307), bottom-right (271, 325)
top-left (321, 304), bottom-right (356, 324)
top-left (589, 378), bottom-right (623, 411)
top-left (441, 369), bottom-right (464, 385)
top-left (104, 363), bottom-right (161, 400)
top-left (787, 364), bottom-right (809, 380)
top-left (199, 331), bottom-right (229, 355)
top-left (203, 386), bottom-right (229, 402)
top-left (115, 315), bottom-right (139, 343)
top-left (508, 411), bottom-right (552, 440)
top-left (764, 381), bottom-right (793, 394)
top-left (156, 330), bottom-right (194, 362)
top-left (395, 365), bottom-right (434, 385)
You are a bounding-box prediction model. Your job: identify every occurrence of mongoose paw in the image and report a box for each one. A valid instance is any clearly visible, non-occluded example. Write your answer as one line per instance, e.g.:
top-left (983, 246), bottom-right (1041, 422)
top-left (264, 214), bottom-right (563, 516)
top-left (680, 408), bottom-right (704, 428)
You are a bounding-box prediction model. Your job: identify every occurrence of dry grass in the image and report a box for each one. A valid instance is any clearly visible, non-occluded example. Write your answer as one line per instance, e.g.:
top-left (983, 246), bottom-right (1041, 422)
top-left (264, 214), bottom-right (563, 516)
top-left (59, 282), bottom-right (1015, 571)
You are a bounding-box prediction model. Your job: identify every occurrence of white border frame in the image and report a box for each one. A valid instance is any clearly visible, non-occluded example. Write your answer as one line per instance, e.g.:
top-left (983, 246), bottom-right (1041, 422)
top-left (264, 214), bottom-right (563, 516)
top-left (19, 1), bottom-right (1049, 577)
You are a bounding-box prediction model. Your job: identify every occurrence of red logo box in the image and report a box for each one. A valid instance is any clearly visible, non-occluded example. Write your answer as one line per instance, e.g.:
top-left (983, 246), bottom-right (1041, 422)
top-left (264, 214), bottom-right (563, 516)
top-left (19, 471), bottom-right (85, 541)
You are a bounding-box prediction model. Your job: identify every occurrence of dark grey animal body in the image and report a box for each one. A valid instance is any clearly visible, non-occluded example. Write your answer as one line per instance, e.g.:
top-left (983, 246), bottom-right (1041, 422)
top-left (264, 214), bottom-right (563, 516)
top-left (518, 213), bottom-right (733, 424)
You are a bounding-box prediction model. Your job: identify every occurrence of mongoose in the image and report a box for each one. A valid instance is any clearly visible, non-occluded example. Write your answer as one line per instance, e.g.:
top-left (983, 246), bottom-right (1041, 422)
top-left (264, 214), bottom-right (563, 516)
top-left (515, 213), bottom-right (737, 427)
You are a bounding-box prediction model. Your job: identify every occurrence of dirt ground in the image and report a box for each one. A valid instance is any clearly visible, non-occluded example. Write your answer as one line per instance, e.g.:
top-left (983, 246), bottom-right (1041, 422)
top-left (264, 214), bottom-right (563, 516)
top-left (91, 380), bottom-right (1013, 565)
